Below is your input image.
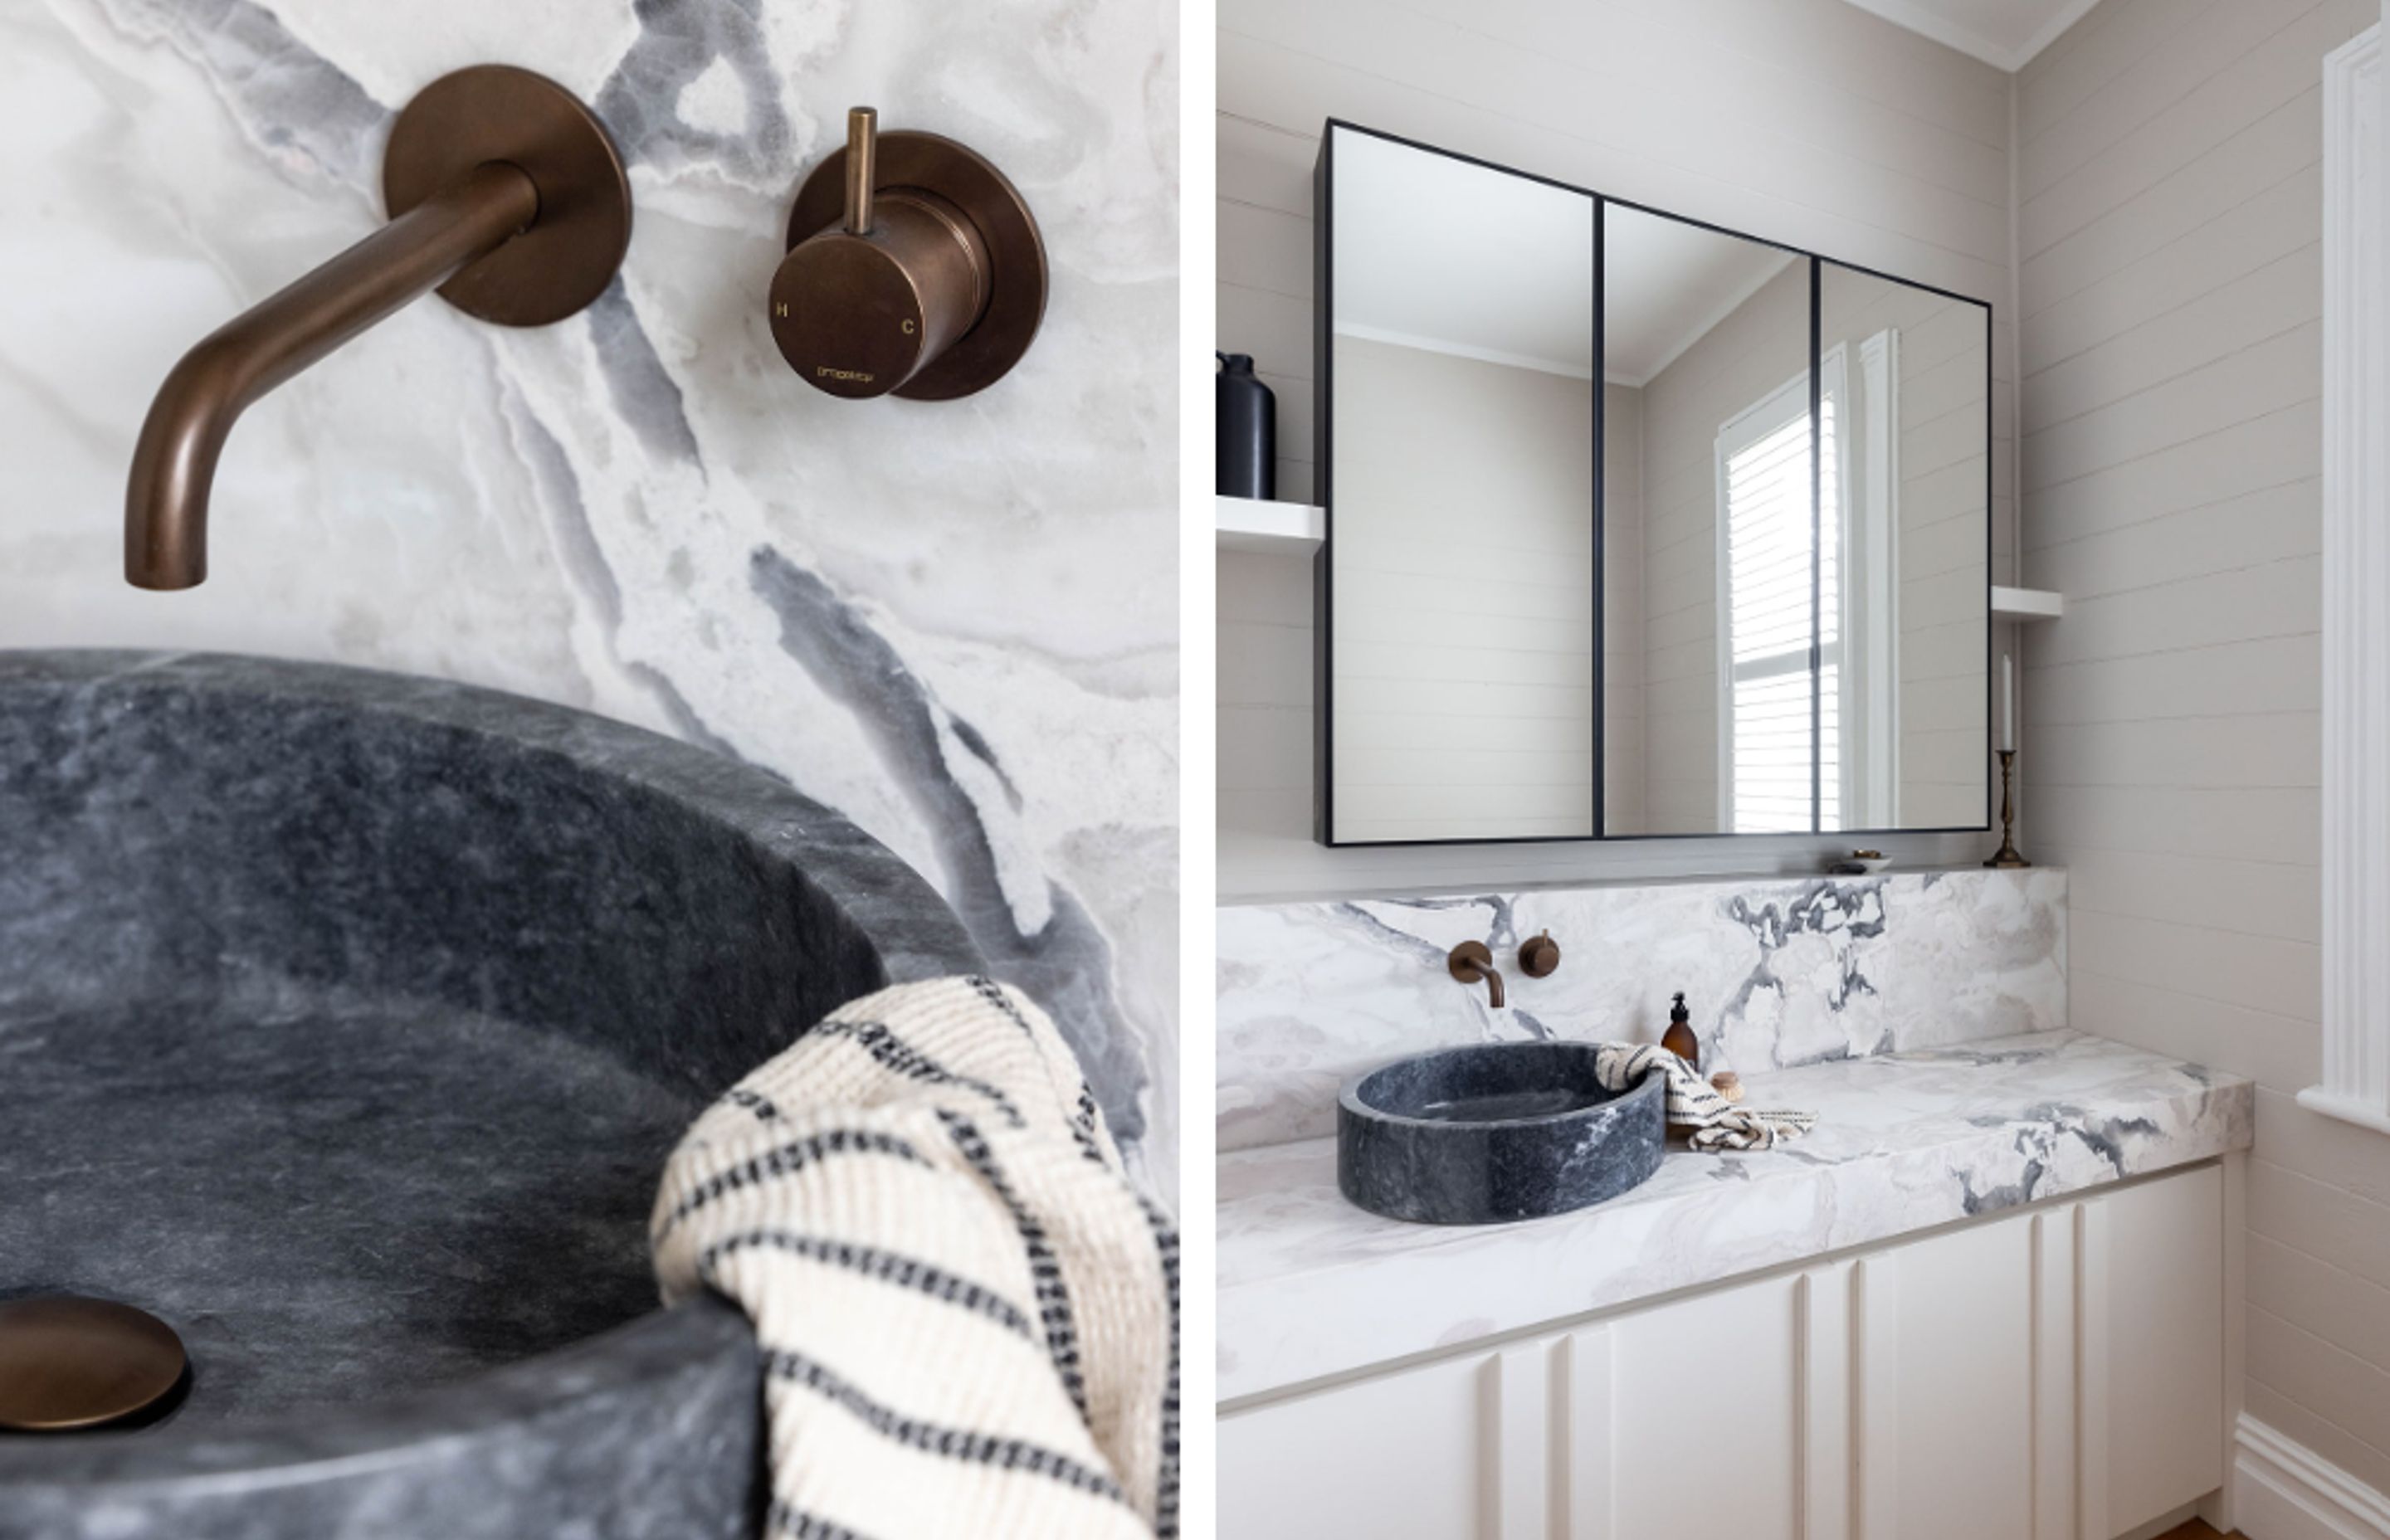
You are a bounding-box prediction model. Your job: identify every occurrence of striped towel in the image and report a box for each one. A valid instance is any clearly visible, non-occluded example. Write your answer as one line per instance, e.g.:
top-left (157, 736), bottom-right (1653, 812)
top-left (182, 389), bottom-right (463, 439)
top-left (1592, 1043), bottom-right (1817, 1153)
top-left (652, 977), bottom-right (1178, 1540)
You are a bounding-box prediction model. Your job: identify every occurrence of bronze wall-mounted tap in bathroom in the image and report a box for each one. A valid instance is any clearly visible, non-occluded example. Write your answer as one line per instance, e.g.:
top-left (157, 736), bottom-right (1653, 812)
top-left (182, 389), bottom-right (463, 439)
top-left (768, 108), bottom-right (1046, 401)
top-left (123, 66), bottom-right (632, 590)
top-left (1447, 940), bottom-right (1505, 1009)
top-left (1518, 930), bottom-right (1560, 977)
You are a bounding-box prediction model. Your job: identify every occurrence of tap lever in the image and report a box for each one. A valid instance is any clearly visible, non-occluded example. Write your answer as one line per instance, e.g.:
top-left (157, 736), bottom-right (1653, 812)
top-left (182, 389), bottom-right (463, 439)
top-left (844, 107), bottom-right (877, 236)
top-left (769, 117), bottom-right (1046, 400)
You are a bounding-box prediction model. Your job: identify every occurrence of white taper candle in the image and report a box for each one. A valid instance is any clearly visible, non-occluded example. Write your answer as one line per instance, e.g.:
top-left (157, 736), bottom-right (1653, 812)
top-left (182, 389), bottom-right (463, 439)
top-left (2002, 653), bottom-right (2015, 753)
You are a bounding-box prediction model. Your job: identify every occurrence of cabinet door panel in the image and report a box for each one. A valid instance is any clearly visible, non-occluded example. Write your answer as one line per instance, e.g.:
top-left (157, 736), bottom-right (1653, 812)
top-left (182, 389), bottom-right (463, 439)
top-left (1858, 1212), bottom-right (2036, 1540)
top-left (1221, 1343), bottom-right (1547, 1540)
top-left (1593, 1271), bottom-right (1811, 1540)
top-left (2090, 1166), bottom-right (2225, 1537)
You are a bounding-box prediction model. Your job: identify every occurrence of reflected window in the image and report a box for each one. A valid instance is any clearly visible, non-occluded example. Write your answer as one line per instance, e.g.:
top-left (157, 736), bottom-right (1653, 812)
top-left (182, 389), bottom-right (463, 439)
top-left (1715, 370), bottom-right (1828, 833)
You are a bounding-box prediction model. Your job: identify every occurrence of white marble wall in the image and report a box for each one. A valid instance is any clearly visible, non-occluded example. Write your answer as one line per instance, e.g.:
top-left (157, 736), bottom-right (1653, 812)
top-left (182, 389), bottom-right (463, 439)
top-left (1217, 868), bottom-right (2067, 1150)
top-left (0, 0), bottom-right (1179, 1196)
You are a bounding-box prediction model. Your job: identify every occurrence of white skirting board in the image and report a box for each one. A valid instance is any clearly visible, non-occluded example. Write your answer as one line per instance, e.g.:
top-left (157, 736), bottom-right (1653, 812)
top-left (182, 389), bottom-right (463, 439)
top-left (2237, 1416), bottom-right (2390, 1540)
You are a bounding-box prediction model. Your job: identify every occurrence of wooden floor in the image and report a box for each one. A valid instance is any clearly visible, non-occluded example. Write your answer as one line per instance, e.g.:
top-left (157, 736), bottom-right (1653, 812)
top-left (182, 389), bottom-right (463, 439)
top-left (2156, 1522), bottom-right (2236, 1539)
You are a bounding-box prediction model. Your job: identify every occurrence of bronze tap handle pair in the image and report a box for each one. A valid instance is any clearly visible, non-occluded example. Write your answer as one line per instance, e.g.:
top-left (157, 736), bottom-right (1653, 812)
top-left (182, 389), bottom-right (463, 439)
top-left (1448, 931), bottom-right (1563, 1008)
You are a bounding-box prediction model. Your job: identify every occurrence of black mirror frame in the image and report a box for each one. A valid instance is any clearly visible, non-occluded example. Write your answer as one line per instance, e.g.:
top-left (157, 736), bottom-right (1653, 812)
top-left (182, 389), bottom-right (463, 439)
top-left (1312, 119), bottom-right (1993, 849)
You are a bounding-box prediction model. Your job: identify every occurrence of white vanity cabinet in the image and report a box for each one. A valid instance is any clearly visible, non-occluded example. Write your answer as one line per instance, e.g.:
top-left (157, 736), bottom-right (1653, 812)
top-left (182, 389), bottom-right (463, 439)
top-left (1219, 1164), bottom-right (2227, 1540)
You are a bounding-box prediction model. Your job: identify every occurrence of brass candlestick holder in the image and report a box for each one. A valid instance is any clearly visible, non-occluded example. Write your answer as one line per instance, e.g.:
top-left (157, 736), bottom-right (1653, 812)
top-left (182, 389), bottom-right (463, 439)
top-left (1986, 748), bottom-right (2030, 869)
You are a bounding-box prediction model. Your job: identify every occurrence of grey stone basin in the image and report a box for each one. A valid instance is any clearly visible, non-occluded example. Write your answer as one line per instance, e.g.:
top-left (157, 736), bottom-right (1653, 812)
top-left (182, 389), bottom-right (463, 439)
top-left (1337, 1041), bottom-right (1666, 1225)
top-left (0, 651), bottom-right (983, 1538)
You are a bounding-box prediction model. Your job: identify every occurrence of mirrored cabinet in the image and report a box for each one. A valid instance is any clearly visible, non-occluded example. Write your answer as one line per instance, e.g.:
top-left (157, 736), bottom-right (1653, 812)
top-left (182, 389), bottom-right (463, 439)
top-left (1316, 122), bottom-right (1992, 846)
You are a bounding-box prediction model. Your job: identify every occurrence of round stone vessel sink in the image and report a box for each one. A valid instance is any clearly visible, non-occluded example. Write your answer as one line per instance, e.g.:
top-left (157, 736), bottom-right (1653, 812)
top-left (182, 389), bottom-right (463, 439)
top-left (1338, 1041), bottom-right (1667, 1225)
top-left (0, 651), bottom-right (983, 1538)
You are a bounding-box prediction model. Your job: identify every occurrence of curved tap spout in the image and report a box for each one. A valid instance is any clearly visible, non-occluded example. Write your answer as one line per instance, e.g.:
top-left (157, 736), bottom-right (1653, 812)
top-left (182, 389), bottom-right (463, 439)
top-left (121, 64), bottom-right (632, 591)
top-left (124, 163), bottom-right (538, 590)
top-left (1448, 940), bottom-right (1506, 1009)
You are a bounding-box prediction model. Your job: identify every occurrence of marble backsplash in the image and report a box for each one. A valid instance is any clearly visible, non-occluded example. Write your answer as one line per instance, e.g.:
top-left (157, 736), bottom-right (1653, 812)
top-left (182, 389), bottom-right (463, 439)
top-left (0, 1), bottom-right (1178, 1196)
top-left (1217, 868), bottom-right (2067, 1151)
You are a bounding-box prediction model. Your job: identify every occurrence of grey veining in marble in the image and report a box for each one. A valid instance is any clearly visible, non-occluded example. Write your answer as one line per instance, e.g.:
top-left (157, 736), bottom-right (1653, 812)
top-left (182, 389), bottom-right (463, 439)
top-left (1336, 1043), bottom-right (1666, 1225)
top-left (1218, 869), bottom-right (2067, 1150)
top-left (0, 0), bottom-right (1178, 1198)
top-left (0, 650), bottom-right (984, 1538)
top-left (1218, 1029), bottom-right (2248, 1403)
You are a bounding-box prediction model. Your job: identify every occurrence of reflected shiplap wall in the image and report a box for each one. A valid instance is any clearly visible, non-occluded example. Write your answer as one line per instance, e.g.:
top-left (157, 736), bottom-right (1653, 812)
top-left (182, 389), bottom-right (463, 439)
top-left (0, 0), bottom-right (1181, 1198)
top-left (2017, 0), bottom-right (2385, 1497)
top-left (1217, 0), bottom-right (2018, 899)
top-left (1817, 266), bottom-right (1992, 830)
top-left (1329, 337), bottom-right (1594, 843)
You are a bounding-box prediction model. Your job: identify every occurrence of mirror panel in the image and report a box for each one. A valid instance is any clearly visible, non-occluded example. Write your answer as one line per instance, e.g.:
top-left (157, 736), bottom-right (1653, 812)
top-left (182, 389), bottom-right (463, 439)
top-left (1817, 260), bottom-right (1991, 832)
top-left (1600, 204), bottom-right (1813, 836)
top-left (1324, 127), bottom-right (1597, 844)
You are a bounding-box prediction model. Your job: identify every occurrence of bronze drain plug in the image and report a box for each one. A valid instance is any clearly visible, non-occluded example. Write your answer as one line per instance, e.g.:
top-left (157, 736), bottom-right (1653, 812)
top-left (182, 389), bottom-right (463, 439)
top-left (0, 1294), bottom-right (188, 1432)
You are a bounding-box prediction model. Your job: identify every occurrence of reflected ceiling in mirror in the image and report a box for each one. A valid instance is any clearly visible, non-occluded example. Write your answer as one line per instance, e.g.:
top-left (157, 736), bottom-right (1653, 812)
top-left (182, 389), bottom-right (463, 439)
top-left (1329, 132), bottom-right (1595, 378)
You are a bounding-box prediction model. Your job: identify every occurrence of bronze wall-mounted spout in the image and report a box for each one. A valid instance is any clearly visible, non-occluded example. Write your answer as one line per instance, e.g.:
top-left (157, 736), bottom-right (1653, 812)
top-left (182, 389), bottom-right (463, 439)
top-left (126, 163), bottom-right (535, 588)
top-left (1448, 940), bottom-right (1505, 1009)
top-left (124, 66), bottom-right (632, 590)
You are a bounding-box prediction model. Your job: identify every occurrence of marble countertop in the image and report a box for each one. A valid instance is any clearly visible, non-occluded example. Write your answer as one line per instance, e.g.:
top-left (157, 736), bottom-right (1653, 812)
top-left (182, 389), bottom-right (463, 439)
top-left (1218, 1030), bottom-right (2251, 1405)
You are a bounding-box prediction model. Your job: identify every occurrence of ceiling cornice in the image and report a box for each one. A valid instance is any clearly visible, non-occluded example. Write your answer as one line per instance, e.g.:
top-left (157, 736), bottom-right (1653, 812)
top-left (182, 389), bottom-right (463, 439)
top-left (1838, 0), bottom-right (2105, 72)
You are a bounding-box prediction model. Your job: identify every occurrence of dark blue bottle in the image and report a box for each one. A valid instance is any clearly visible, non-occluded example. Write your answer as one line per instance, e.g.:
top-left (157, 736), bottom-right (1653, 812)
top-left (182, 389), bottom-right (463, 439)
top-left (1215, 351), bottom-right (1275, 500)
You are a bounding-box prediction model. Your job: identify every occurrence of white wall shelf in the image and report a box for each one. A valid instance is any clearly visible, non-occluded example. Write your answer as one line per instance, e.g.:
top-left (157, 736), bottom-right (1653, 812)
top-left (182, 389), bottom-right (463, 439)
top-left (1992, 586), bottom-right (2064, 622)
top-left (1217, 495), bottom-right (1324, 555)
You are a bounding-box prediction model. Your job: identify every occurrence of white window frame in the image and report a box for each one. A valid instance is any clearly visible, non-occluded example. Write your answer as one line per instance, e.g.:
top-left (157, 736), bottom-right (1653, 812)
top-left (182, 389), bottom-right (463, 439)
top-left (2309, 20), bottom-right (2390, 1137)
top-left (1845, 329), bottom-right (1901, 830)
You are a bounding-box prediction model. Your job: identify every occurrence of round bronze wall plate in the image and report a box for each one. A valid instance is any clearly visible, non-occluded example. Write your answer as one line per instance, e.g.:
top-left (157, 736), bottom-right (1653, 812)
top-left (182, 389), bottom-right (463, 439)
top-left (383, 65), bottom-right (632, 328)
top-left (0, 1295), bottom-right (188, 1432)
top-left (788, 130), bottom-right (1046, 400)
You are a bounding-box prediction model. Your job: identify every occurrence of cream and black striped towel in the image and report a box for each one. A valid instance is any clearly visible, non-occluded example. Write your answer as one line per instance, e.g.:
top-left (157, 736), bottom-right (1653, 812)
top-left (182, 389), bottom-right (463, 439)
top-left (652, 977), bottom-right (1178, 1540)
top-left (1592, 1042), bottom-right (1817, 1153)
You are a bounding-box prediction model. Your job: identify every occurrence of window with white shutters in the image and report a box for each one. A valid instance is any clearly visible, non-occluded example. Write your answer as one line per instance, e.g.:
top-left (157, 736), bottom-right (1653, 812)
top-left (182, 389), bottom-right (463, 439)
top-left (1714, 367), bottom-right (1838, 833)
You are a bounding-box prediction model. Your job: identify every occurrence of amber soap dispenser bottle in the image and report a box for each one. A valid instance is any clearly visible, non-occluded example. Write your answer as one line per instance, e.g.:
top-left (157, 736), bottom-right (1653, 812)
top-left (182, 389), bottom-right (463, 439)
top-left (1662, 992), bottom-right (1700, 1070)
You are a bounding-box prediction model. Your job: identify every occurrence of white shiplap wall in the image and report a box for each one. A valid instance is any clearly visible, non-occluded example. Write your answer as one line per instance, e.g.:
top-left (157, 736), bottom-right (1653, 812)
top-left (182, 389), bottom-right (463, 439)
top-left (1217, 0), bottom-right (2018, 899)
top-left (2017, 0), bottom-right (2388, 1500)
